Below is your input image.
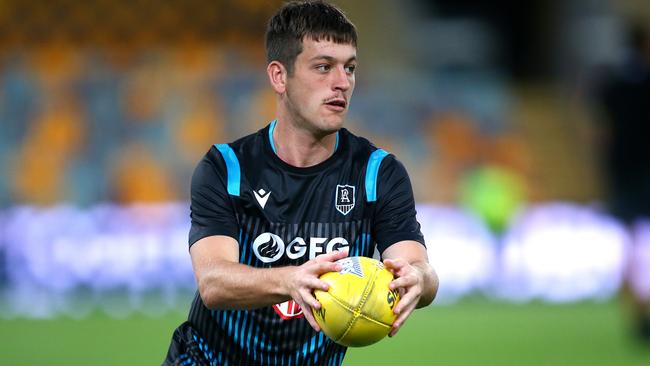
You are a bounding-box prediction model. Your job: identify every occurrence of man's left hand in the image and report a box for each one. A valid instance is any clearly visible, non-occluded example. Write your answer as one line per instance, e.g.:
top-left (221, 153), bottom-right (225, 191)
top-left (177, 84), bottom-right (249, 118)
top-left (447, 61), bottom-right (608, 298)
top-left (383, 258), bottom-right (424, 337)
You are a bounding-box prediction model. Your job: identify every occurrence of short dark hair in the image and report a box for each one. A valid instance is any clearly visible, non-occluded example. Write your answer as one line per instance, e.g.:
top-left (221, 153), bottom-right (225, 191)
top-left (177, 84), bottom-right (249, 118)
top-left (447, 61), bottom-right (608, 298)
top-left (265, 1), bottom-right (357, 75)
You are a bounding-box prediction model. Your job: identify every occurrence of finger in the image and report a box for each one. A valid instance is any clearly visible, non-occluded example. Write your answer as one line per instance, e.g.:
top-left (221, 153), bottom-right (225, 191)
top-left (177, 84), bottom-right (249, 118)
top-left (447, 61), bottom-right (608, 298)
top-left (389, 275), bottom-right (417, 291)
top-left (383, 258), bottom-right (404, 267)
top-left (334, 246), bottom-right (350, 257)
top-left (316, 248), bottom-right (349, 262)
top-left (393, 289), bottom-right (418, 315)
top-left (315, 261), bottom-right (343, 274)
top-left (300, 289), bottom-right (322, 310)
top-left (383, 258), bottom-right (406, 272)
top-left (298, 276), bottom-right (329, 291)
top-left (295, 299), bottom-right (321, 332)
top-left (389, 321), bottom-right (400, 337)
top-left (304, 277), bottom-right (330, 292)
top-left (389, 301), bottom-right (417, 337)
top-left (303, 308), bottom-right (321, 332)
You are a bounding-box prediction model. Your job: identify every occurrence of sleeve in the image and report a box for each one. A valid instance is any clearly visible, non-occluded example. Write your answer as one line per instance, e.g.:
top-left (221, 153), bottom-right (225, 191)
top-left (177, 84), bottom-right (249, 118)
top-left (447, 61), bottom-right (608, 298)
top-left (188, 147), bottom-right (240, 247)
top-left (372, 155), bottom-right (426, 253)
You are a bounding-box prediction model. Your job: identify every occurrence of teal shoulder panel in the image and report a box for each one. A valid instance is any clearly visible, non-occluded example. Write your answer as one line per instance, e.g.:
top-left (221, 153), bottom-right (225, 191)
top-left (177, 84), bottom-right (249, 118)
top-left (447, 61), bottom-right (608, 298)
top-left (365, 149), bottom-right (389, 202)
top-left (214, 144), bottom-right (241, 196)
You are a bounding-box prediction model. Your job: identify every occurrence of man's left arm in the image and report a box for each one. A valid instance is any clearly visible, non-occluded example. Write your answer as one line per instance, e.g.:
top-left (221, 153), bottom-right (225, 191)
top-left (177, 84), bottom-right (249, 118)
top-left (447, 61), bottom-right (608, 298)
top-left (382, 240), bottom-right (438, 337)
top-left (370, 154), bottom-right (439, 336)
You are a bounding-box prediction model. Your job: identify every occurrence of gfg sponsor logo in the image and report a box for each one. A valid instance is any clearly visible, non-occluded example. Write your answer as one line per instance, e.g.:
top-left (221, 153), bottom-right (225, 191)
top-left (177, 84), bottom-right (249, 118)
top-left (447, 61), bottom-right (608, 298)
top-left (252, 233), bottom-right (349, 263)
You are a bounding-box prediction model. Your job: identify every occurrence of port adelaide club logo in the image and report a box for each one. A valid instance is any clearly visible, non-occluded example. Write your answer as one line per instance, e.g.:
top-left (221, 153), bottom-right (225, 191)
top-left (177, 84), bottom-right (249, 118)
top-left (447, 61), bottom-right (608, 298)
top-left (335, 185), bottom-right (355, 215)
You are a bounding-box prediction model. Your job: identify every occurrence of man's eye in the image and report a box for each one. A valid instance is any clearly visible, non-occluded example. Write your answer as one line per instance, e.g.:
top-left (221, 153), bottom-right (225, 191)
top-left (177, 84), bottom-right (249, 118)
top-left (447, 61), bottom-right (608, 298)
top-left (316, 64), bottom-right (331, 72)
top-left (345, 65), bottom-right (356, 74)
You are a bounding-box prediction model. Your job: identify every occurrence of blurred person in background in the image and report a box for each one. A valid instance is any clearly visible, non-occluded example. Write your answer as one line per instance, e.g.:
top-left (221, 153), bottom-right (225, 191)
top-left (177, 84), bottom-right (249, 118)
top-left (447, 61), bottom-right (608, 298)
top-left (595, 23), bottom-right (650, 343)
top-left (162, 1), bottom-right (438, 365)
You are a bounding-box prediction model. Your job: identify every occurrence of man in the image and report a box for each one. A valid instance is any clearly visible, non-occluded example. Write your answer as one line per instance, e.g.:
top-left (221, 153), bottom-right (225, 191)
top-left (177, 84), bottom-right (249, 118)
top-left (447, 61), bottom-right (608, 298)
top-left (163, 1), bottom-right (438, 365)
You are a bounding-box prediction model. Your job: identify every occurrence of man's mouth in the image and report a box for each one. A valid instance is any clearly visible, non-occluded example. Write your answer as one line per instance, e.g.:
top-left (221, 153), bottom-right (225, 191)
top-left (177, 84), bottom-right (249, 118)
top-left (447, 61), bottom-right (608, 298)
top-left (324, 98), bottom-right (347, 110)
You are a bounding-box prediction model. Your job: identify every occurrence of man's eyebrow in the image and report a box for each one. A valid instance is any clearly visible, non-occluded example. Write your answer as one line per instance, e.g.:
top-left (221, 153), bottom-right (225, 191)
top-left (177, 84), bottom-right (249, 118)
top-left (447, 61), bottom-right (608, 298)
top-left (309, 55), bottom-right (357, 63)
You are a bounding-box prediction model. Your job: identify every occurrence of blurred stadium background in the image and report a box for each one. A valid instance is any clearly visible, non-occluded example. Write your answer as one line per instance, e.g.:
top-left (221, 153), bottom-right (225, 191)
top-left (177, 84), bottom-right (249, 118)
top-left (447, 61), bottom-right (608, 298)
top-left (1, 0), bottom-right (650, 364)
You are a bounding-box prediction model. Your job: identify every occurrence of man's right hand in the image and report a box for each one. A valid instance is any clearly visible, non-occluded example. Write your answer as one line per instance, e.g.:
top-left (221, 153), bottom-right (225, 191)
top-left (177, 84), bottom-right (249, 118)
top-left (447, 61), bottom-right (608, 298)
top-left (283, 249), bottom-right (349, 331)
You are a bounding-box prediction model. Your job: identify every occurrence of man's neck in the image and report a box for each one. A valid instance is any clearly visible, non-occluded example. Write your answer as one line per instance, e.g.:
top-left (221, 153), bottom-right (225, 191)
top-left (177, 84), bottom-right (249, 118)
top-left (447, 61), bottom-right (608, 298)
top-left (271, 118), bottom-right (337, 168)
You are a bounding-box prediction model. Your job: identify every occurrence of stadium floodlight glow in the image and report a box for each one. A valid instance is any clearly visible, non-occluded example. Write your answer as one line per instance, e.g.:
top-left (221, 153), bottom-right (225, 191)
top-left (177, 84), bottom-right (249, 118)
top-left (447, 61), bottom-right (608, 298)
top-left (0, 202), bottom-right (635, 318)
top-left (498, 203), bottom-right (628, 303)
top-left (0, 203), bottom-right (194, 319)
top-left (417, 205), bottom-right (498, 303)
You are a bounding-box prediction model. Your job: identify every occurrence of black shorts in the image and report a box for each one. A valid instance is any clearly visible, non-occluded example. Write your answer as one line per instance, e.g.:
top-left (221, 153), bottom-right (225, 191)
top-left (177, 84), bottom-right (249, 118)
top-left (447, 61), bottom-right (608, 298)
top-left (162, 322), bottom-right (219, 366)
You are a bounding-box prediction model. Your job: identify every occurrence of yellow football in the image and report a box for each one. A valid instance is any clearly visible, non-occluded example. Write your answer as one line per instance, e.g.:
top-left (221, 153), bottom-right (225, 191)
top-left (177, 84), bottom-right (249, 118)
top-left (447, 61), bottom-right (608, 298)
top-left (313, 256), bottom-right (400, 347)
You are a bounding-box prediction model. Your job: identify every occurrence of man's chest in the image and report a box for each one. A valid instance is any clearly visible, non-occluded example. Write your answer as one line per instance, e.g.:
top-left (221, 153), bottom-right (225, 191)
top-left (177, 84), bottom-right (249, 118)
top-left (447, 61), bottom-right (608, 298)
top-left (231, 169), bottom-right (376, 266)
top-left (235, 165), bottom-right (370, 223)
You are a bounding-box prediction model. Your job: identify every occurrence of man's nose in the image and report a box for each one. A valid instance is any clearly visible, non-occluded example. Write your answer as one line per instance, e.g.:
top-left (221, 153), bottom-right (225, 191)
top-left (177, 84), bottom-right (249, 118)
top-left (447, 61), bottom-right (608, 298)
top-left (332, 65), bottom-right (351, 91)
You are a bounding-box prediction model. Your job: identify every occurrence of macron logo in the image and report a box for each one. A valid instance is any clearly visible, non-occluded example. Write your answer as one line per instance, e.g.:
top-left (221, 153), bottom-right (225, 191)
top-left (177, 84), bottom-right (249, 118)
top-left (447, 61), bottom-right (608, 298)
top-left (254, 188), bottom-right (271, 209)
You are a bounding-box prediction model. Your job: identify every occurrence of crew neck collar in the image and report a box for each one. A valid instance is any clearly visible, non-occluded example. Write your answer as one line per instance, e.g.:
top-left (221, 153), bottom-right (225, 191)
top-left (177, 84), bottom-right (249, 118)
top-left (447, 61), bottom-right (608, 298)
top-left (265, 120), bottom-right (343, 175)
top-left (268, 119), bottom-right (339, 155)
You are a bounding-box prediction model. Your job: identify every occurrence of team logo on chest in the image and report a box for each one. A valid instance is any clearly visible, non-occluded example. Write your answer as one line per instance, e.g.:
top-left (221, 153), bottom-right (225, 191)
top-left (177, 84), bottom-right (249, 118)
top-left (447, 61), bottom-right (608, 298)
top-left (335, 185), bottom-right (356, 215)
top-left (253, 188), bottom-right (271, 209)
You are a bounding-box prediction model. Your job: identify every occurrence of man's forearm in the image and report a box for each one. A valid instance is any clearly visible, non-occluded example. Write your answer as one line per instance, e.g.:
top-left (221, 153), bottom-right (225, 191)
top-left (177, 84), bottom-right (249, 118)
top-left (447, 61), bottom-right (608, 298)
top-left (197, 260), bottom-right (292, 310)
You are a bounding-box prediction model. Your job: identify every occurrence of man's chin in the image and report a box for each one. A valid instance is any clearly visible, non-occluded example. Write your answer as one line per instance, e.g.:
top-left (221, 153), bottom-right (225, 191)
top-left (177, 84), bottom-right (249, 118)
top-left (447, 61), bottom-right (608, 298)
top-left (323, 114), bottom-right (346, 130)
top-left (300, 114), bottom-right (345, 136)
top-left (320, 121), bottom-right (344, 135)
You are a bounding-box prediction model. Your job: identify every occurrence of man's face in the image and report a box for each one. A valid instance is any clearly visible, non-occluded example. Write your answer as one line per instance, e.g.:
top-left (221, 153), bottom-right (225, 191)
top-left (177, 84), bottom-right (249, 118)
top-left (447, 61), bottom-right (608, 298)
top-left (283, 37), bottom-right (357, 135)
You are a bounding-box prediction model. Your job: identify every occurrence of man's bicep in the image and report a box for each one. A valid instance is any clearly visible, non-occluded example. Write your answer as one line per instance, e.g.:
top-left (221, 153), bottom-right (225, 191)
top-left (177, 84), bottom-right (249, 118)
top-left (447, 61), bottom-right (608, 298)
top-left (189, 150), bottom-right (239, 246)
top-left (381, 240), bottom-right (429, 264)
top-left (373, 156), bottom-right (425, 252)
top-left (190, 235), bottom-right (240, 277)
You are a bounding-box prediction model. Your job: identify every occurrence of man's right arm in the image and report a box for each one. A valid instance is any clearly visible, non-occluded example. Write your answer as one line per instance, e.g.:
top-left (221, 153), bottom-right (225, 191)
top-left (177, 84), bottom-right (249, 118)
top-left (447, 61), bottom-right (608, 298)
top-left (190, 234), bottom-right (347, 331)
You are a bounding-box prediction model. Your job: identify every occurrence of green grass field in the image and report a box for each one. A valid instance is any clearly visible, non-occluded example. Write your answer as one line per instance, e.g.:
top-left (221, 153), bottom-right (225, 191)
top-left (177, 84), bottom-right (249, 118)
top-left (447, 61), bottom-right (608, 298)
top-left (1, 300), bottom-right (649, 365)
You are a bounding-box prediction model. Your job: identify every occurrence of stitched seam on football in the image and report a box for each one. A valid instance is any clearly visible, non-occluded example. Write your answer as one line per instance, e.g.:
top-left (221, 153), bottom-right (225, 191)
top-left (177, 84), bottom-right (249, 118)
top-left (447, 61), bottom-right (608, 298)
top-left (334, 262), bottom-right (379, 342)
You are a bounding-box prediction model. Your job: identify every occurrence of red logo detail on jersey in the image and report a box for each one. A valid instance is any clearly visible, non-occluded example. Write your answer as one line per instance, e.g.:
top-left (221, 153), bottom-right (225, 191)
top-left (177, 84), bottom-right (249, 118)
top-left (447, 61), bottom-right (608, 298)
top-left (272, 300), bottom-right (304, 320)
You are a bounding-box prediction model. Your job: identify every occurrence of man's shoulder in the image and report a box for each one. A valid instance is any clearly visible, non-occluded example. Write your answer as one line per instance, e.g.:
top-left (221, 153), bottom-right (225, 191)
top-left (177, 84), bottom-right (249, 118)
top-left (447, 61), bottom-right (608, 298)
top-left (340, 128), bottom-right (383, 158)
top-left (342, 129), bottom-right (410, 179)
top-left (341, 128), bottom-right (403, 173)
top-left (228, 126), bottom-right (267, 151)
top-left (194, 125), bottom-right (267, 175)
top-left (203, 125), bottom-right (267, 162)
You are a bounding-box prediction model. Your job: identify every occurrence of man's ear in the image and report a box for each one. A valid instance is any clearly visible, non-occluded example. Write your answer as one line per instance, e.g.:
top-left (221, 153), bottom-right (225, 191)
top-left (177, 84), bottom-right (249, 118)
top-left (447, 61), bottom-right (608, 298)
top-left (267, 61), bottom-right (287, 94)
